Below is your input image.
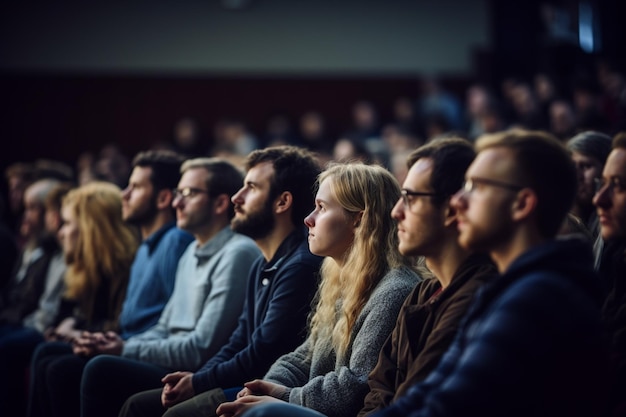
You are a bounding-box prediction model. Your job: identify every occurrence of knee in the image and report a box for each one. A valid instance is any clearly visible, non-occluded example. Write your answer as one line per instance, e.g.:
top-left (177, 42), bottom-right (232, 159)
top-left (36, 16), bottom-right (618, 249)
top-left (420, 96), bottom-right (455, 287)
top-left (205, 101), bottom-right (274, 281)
top-left (82, 355), bottom-right (122, 393)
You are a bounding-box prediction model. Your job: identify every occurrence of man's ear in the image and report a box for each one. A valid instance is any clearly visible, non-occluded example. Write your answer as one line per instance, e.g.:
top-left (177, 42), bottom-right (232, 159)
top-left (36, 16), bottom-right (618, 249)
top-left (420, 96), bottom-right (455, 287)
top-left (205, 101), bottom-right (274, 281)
top-left (274, 191), bottom-right (293, 214)
top-left (213, 194), bottom-right (232, 216)
top-left (443, 200), bottom-right (458, 228)
top-left (156, 189), bottom-right (174, 210)
top-left (511, 188), bottom-right (538, 222)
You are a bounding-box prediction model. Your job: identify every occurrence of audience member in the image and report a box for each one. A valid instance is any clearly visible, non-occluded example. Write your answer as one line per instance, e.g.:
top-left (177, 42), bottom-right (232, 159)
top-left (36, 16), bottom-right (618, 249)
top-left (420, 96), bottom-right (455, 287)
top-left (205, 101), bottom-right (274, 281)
top-left (566, 131), bottom-right (612, 239)
top-left (359, 139), bottom-right (496, 416)
top-left (77, 158), bottom-right (260, 417)
top-left (593, 132), bottom-right (626, 416)
top-left (118, 145), bottom-right (323, 417)
top-left (215, 163), bottom-right (420, 417)
top-left (0, 181), bottom-right (70, 417)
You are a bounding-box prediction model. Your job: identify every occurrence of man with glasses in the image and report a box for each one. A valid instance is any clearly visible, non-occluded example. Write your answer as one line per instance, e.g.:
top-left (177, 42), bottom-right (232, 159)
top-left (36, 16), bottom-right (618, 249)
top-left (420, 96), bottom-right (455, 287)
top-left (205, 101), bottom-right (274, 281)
top-left (76, 158), bottom-right (261, 417)
top-left (593, 132), bottom-right (626, 415)
top-left (368, 129), bottom-right (608, 416)
top-left (357, 138), bottom-right (496, 416)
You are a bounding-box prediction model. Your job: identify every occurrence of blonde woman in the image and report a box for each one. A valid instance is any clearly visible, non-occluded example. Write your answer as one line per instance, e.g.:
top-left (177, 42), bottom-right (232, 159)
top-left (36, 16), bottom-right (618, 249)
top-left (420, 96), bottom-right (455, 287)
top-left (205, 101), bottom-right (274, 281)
top-left (49, 181), bottom-right (138, 339)
top-left (216, 163), bottom-right (420, 417)
top-left (27, 181), bottom-right (138, 417)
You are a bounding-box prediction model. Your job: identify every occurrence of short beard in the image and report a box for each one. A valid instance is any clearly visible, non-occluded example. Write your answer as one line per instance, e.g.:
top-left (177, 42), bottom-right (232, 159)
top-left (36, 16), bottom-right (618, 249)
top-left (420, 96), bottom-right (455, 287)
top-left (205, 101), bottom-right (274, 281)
top-left (231, 197), bottom-right (275, 240)
top-left (124, 196), bottom-right (158, 227)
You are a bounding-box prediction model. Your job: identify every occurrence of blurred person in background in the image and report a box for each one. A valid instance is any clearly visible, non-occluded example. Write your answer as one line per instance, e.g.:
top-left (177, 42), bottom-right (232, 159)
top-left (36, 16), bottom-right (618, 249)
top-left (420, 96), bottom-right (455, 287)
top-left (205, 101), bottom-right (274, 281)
top-left (566, 131), bottom-right (612, 240)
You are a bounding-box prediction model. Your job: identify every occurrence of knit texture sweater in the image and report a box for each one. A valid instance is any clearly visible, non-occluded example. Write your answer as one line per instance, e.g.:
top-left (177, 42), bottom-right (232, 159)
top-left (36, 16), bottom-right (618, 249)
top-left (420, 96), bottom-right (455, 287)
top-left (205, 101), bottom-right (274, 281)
top-left (264, 265), bottom-right (420, 417)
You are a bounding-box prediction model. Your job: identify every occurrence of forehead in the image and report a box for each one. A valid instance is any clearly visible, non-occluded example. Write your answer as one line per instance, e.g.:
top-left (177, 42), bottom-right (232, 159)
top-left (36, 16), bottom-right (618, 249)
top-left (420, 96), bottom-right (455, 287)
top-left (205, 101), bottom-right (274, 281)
top-left (129, 166), bottom-right (153, 184)
top-left (179, 167), bottom-right (209, 187)
top-left (603, 148), bottom-right (626, 177)
top-left (245, 162), bottom-right (275, 186)
top-left (316, 178), bottom-right (334, 199)
top-left (404, 158), bottom-right (434, 189)
top-left (571, 151), bottom-right (601, 165)
top-left (467, 147), bottom-right (516, 179)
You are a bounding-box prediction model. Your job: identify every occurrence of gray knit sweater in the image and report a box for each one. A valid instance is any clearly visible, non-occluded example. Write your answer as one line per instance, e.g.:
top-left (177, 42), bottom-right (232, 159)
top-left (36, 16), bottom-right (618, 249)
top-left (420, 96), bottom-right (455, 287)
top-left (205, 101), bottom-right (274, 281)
top-left (264, 265), bottom-right (420, 417)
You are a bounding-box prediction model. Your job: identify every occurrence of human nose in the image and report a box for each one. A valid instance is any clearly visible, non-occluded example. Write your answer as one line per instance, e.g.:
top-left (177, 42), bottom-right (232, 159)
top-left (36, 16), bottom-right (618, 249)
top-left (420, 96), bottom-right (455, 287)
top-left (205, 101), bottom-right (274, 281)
top-left (451, 189), bottom-right (466, 210)
top-left (172, 193), bottom-right (184, 209)
top-left (593, 184), bottom-right (611, 208)
top-left (303, 210), bottom-right (315, 228)
top-left (390, 197), bottom-right (404, 220)
top-left (231, 187), bottom-right (245, 205)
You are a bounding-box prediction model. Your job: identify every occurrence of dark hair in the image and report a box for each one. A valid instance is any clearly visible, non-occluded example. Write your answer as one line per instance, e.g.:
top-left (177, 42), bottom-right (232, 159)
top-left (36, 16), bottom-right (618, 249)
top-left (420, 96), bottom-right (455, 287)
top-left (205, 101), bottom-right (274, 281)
top-left (476, 129), bottom-right (577, 238)
top-left (407, 137), bottom-right (475, 205)
top-left (181, 158), bottom-right (243, 220)
top-left (245, 146), bottom-right (321, 226)
top-left (132, 150), bottom-right (185, 192)
top-left (567, 131), bottom-right (612, 164)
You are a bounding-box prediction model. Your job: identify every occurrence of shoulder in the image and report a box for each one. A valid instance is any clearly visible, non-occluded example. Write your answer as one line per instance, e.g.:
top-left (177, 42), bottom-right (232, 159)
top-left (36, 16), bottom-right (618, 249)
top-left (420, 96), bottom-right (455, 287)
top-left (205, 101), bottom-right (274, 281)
top-left (369, 266), bottom-right (421, 305)
top-left (224, 233), bottom-right (260, 254)
top-left (162, 227), bottom-right (194, 246)
top-left (282, 240), bottom-right (323, 270)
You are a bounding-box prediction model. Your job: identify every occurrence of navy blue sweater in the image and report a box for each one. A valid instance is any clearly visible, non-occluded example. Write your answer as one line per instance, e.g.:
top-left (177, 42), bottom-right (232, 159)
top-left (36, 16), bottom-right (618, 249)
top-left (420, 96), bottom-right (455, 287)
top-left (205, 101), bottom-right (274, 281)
top-left (192, 230), bottom-right (322, 393)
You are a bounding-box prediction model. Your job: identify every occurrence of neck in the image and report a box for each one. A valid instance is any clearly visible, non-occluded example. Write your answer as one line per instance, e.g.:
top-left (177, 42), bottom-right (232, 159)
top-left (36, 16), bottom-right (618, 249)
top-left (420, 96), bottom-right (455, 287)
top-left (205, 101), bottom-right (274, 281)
top-left (255, 219), bottom-right (296, 261)
top-left (194, 219), bottom-right (229, 246)
top-left (139, 212), bottom-right (174, 240)
top-left (490, 227), bottom-right (546, 273)
top-left (425, 237), bottom-right (471, 289)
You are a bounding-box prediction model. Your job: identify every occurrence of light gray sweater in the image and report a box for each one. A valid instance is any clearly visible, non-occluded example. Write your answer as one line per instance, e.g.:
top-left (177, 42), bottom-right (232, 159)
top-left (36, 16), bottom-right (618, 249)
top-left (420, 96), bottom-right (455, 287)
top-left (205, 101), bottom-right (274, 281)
top-left (264, 265), bottom-right (420, 417)
top-left (122, 227), bottom-right (260, 371)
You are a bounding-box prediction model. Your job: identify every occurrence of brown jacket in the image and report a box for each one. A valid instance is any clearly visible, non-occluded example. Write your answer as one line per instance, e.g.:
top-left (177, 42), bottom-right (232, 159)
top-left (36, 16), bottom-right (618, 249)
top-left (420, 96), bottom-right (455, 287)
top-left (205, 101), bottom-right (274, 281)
top-left (359, 254), bottom-right (495, 417)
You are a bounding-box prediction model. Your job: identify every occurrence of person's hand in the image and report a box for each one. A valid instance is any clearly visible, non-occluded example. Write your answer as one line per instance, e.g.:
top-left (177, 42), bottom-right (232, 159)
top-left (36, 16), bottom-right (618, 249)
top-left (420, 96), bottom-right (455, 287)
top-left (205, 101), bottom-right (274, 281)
top-left (53, 318), bottom-right (81, 342)
top-left (91, 331), bottom-right (124, 356)
top-left (161, 371), bottom-right (195, 408)
top-left (216, 395), bottom-right (283, 417)
top-left (239, 380), bottom-right (288, 399)
top-left (72, 331), bottom-right (101, 356)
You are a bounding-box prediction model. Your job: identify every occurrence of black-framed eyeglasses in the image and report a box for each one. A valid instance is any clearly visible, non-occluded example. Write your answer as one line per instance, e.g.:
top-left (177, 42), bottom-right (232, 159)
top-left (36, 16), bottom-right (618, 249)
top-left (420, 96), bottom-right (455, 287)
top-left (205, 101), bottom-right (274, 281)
top-left (594, 177), bottom-right (625, 194)
top-left (400, 189), bottom-right (440, 209)
top-left (172, 187), bottom-right (211, 200)
top-left (462, 178), bottom-right (524, 193)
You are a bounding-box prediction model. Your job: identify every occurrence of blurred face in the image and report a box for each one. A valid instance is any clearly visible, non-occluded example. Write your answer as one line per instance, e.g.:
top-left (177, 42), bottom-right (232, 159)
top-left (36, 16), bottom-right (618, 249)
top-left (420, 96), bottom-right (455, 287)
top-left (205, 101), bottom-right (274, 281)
top-left (391, 158), bottom-right (446, 257)
top-left (593, 148), bottom-right (626, 240)
top-left (172, 168), bottom-right (213, 235)
top-left (451, 148), bottom-right (521, 253)
top-left (231, 162), bottom-right (275, 240)
top-left (122, 166), bottom-right (157, 225)
top-left (304, 178), bottom-right (355, 263)
top-left (20, 188), bottom-right (44, 239)
top-left (58, 204), bottom-right (80, 261)
top-left (571, 151), bottom-right (603, 206)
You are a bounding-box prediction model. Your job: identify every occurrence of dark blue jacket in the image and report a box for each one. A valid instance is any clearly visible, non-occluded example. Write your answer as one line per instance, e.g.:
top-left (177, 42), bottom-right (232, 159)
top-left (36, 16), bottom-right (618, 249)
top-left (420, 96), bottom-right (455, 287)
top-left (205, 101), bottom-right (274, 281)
top-left (377, 237), bottom-right (609, 417)
top-left (192, 230), bottom-right (322, 393)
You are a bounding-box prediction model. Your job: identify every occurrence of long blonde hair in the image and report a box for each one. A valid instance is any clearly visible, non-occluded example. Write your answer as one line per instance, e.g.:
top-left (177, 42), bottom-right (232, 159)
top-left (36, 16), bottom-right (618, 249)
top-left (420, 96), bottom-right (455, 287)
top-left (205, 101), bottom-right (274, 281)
top-left (308, 163), bottom-right (409, 359)
top-left (62, 181), bottom-right (138, 325)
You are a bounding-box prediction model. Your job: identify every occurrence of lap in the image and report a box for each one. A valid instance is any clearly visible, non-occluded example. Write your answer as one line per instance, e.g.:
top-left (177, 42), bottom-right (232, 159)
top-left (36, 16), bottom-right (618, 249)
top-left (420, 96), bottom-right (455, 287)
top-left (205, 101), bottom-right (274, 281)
top-left (163, 388), bottom-right (227, 417)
